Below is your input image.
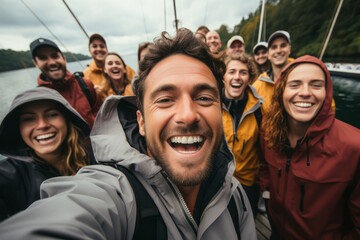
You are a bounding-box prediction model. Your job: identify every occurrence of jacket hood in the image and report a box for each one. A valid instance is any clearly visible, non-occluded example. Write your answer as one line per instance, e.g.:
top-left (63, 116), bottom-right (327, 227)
top-left (277, 55), bottom-right (335, 143)
top-left (0, 87), bottom-right (90, 161)
top-left (90, 95), bottom-right (236, 183)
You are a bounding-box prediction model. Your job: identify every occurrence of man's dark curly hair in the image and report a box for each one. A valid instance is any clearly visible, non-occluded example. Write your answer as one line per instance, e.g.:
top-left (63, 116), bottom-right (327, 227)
top-left (135, 28), bottom-right (225, 114)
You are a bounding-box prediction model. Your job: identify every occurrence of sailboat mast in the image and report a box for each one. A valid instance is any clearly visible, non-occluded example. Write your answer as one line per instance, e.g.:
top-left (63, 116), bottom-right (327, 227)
top-left (319, 0), bottom-right (344, 60)
top-left (258, 0), bottom-right (266, 43)
top-left (173, 0), bottom-right (179, 30)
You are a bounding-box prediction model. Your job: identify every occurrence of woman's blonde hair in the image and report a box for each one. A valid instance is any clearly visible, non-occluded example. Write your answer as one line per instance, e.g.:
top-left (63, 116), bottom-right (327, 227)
top-left (99, 52), bottom-right (130, 100)
top-left (62, 121), bottom-right (89, 175)
top-left (263, 64), bottom-right (298, 152)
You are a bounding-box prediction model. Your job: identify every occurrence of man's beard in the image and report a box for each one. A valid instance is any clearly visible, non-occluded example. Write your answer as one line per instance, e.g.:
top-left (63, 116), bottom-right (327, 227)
top-left (146, 123), bottom-right (223, 187)
top-left (42, 66), bottom-right (66, 82)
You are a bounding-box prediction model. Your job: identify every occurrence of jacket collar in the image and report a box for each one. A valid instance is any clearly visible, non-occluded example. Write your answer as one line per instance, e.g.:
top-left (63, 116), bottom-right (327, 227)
top-left (88, 59), bottom-right (103, 73)
top-left (37, 70), bottom-right (73, 86)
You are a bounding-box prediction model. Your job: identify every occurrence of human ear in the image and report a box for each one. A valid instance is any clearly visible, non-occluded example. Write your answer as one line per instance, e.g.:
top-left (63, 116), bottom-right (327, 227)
top-left (136, 110), bottom-right (145, 136)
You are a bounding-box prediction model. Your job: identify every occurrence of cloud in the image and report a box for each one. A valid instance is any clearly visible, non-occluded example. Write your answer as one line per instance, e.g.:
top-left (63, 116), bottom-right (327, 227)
top-left (0, 0), bottom-right (260, 56)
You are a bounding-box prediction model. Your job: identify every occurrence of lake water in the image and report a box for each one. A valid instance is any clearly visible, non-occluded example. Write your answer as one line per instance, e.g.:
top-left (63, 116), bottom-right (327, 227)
top-left (0, 55), bottom-right (138, 121)
top-left (0, 60), bottom-right (359, 130)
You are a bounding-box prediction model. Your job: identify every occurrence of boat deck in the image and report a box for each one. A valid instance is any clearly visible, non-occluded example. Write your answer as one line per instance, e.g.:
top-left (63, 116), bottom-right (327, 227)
top-left (256, 212), bottom-right (272, 240)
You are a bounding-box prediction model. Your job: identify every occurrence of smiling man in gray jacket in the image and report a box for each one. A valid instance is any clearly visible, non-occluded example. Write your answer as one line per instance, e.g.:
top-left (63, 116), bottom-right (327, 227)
top-left (0, 28), bottom-right (256, 240)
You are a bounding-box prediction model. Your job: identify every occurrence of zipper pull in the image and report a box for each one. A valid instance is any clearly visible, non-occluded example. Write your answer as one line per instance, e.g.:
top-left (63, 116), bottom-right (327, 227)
top-left (286, 157), bottom-right (291, 172)
top-left (285, 148), bottom-right (292, 173)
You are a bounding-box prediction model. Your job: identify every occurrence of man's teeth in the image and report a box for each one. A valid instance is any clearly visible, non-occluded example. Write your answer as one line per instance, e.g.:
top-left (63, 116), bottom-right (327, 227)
top-left (35, 133), bottom-right (56, 140)
top-left (294, 102), bottom-right (312, 108)
top-left (170, 136), bottom-right (203, 144)
top-left (231, 83), bottom-right (242, 88)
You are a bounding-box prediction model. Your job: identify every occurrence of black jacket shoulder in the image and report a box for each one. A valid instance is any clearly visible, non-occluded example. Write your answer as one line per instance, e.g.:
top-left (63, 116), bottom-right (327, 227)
top-left (0, 158), bottom-right (60, 222)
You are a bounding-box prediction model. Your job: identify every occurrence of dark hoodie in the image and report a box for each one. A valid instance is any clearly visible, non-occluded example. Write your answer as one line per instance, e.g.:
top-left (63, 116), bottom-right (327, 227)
top-left (0, 87), bottom-right (90, 222)
top-left (259, 55), bottom-right (360, 239)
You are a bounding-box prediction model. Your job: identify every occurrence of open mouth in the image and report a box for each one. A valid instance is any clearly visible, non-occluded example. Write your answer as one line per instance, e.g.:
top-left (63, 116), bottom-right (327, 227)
top-left (112, 69), bottom-right (120, 74)
top-left (274, 55), bottom-right (285, 60)
top-left (95, 52), bottom-right (106, 58)
top-left (35, 133), bottom-right (56, 143)
top-left (168, 135), bottom-right (204, 154)
top-left (48, 67), bottom-right (61, 72)
top-left (294, 102), bottom-right (313, 108)
top-left (231, 82), bottom-right (242, 89)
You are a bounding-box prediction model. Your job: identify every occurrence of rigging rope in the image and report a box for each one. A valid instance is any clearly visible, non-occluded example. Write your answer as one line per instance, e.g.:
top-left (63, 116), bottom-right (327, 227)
top-left (62, 0), bottom-right (89, 39)
top-left (204, 0), bottom-right (208, 26)
top-left (164, 0), bottom-right (167, 31)
top-left (20, 0), bottom-right (85, 69)
top-left (172, 0), bottom-right (179, 30)
top-left (319, 0), bottom-right (344, 60)
top-left (139, 0), bottom-right (149, 41)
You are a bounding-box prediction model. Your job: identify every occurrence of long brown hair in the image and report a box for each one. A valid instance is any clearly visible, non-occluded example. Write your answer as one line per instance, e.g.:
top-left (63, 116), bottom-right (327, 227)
top-left (99, 52), bottom-right (130, 99)
top-left (62, 121), bottom-right (89, 175)
top-left (263, 64), bottom-right (298, 152)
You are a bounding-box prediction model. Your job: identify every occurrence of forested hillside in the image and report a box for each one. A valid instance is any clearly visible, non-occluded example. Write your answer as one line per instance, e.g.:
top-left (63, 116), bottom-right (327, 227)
top-left (217, 0), bottom-right (360, 63)
top-left (0, 49), bottom-right (90, 72)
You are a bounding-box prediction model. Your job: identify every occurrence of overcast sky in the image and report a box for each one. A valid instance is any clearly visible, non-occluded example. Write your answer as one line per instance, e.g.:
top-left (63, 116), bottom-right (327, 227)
top-left (0, 0), bottom-right (260, 58)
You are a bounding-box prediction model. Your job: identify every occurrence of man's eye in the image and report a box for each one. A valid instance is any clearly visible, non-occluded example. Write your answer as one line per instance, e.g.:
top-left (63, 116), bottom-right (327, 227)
top-left (240, 71), bottom-right (248, 76)
top-left (197, 96), bottom-right (215, 106)
top-left (155, 98), bottom-right (174, 107)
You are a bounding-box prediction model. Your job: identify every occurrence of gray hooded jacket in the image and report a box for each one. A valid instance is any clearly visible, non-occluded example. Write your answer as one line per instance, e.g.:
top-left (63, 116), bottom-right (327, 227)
top-left (0, 95), bottom-right (256, 239)
top-left (0, 87), bottom-right (90, 221)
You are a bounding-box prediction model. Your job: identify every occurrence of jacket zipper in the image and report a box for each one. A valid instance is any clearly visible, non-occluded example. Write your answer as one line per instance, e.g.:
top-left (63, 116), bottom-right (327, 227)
top-left (281, 149), bottom-right (292, 237)
top-left (162, 172), bottom-right (197, 233)
top-left (241, 139), bottom-right (246, 155)
top-left (300, 183), bottom-right (305, 212)
top-left (285, 150), bottom-right (291, 173)
top-left (232, 115), bottom-right (237, 151)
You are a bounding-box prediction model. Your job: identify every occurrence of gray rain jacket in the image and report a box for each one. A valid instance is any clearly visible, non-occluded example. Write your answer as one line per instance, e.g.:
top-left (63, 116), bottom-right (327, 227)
top-left (0, 95), bottom-right (256, 240)
top-left (0, 87), bottom-right (90, 222)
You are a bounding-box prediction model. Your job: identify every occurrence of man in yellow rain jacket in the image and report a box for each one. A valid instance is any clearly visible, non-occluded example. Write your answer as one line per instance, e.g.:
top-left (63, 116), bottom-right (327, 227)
top-left (222, 53), bottom-right (265, 217)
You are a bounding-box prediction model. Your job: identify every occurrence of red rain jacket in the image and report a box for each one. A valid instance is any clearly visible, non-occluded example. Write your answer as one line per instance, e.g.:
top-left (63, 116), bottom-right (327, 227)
top-left (259, 55), bottom-right (360, 239)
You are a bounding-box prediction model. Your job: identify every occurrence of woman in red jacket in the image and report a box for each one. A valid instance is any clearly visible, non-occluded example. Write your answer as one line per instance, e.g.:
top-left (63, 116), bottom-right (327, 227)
top-left (260, 55), bottom-right (360, 239)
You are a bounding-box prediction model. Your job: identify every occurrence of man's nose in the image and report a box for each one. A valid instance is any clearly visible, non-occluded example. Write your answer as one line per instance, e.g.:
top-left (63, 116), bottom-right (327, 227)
top-left (175, 96), bottom-right (200, 126)
top-left (48, 57), bottom-right (57, 65)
